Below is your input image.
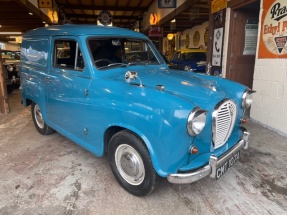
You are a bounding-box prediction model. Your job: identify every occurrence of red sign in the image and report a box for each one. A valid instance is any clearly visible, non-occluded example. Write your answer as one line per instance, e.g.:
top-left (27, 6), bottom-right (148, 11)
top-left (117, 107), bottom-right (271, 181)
top-left (148, 26), bottom-right (163, 37)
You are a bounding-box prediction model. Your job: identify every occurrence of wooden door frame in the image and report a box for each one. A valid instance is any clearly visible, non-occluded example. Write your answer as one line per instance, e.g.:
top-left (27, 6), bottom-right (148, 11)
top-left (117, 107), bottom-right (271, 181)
top-left (205, 0), bottom-right (226, 75)
top-left (225, 0), bottom-right (259, 80)
top-left (228, 0), bottom-right (259, 9)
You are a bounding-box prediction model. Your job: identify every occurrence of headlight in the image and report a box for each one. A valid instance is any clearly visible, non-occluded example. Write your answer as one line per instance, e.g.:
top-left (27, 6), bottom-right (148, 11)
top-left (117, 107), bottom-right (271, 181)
top-left (187, 107), bottom-right (207, 136)
top-left (7, 65), bottom-right (14, 72)
top-left (242, 89), bottom-right (255, 108)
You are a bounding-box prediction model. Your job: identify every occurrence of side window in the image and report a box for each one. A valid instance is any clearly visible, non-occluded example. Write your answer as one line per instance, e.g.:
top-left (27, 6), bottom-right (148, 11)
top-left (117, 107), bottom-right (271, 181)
top-left (54, 40), bottom-right (84, 71)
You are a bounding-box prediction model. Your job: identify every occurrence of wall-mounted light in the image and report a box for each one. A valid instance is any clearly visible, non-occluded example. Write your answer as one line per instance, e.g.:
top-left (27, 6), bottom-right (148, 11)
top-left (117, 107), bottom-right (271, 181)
top-left (15, 36), bottom-right (22, 44)
top-left (29, 12), bottom-right (33, 15)
top-left (48, 10), bottom-right (58, 24)
top-left (149, 13), bottom-right (157, 25)
top-left (167, 33), bottom-right (174, 40)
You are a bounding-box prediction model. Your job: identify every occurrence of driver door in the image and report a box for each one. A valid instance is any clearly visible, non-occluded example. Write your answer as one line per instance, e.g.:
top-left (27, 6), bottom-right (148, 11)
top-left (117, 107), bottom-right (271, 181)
top-left (46, 36), bottom-right (91, 140)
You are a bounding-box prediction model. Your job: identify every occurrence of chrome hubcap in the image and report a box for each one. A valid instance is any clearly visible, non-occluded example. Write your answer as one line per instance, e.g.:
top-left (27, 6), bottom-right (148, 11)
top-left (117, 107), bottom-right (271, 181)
top-left (34, 104), bottom-right (44, 129)
top-left (115, 144), bottom-right (145, 185)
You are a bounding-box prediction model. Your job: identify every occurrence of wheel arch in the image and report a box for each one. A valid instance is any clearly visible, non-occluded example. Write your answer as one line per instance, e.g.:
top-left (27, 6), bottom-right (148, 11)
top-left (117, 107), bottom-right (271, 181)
top-left (104, 125), bottom-right (164, 177)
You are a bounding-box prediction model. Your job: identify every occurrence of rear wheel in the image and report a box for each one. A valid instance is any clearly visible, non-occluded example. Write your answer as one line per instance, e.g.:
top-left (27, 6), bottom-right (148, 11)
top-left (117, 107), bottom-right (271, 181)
top-left (108, 130), bottom-right (158, 196)
top-left (31, 102), bottom-right (54, 135)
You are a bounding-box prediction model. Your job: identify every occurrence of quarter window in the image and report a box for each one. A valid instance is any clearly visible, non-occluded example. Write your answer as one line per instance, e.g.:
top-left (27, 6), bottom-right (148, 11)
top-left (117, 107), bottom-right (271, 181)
top-left (54, 40), bottom-right (84, 70)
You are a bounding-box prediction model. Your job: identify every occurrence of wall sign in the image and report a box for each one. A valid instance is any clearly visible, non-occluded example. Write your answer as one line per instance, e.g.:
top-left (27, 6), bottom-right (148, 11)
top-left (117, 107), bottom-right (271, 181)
top-left (185, 33), bottom-right (190, 48)
top-left (204, 27), bottom-right (209, 46)
top-left (38, 0), bottom-right (53, 8)
top-left (148, 26), bottom-right (163, 37)
top-left (212, 28), bottom-right (223, 66)
top-left (158, 0), bottom-right (176, 9)
top-left (98, 10), bottom-right (112, 26)
top-left (258, 0), bottom-right (287, 58)
top-left (243, 23), bottom-right (258, 55)
top-left (211, 0), bottom-right (227, 14)
top-left (193, 31), bottom-right (200, 46)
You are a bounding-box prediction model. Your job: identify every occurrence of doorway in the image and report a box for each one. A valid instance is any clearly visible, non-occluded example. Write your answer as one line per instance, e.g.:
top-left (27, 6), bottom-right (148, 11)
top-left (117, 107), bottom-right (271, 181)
top-left (226, 0), bottom-right (261, 89)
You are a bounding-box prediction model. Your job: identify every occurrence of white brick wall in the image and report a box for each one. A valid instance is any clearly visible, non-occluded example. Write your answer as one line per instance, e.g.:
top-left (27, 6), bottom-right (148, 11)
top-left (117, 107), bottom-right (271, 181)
top-left (251, 58), bottom-right (287, 135)
top-left (250, 0), bottom-right (287, 136)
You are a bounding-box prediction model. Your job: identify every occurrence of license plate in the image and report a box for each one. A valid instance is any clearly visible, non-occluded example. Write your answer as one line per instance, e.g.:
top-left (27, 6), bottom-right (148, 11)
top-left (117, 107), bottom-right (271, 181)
top-left (216, 151), bottom-right (240, 180)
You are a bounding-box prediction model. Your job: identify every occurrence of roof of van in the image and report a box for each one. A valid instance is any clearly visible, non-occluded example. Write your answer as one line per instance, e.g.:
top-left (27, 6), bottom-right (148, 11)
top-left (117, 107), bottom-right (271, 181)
top-left (24, 24), bottom-right (148, 39)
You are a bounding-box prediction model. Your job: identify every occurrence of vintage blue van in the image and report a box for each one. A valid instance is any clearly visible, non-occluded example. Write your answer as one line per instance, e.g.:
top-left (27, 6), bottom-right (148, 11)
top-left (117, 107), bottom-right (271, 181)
top-left (20, 24), bottom-right (253, 196)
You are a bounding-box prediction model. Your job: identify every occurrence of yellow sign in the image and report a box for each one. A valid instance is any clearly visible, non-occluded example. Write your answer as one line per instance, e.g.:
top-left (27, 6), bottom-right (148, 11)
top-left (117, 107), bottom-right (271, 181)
top-left (211, 0), bottom-right (227, 14)
top-left (38, 0), bottom-right (53, 8)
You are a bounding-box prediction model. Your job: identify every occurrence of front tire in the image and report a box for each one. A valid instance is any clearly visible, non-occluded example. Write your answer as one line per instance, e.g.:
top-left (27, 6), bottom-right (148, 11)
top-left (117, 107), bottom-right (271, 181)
top-left (108, 130), bottom-right (158, 196)
top-left (31, 102), bottom-right (55, 135)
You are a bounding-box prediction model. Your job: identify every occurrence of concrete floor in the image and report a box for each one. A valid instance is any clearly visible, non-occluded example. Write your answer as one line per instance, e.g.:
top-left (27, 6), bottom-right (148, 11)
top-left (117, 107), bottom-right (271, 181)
top-left (0, 89), bottom-right (287, 215)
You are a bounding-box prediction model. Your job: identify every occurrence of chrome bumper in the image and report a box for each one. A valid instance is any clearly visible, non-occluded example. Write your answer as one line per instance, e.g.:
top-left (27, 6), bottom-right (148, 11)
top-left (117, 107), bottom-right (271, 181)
top-left (167, 129), bottom-right (250, 184)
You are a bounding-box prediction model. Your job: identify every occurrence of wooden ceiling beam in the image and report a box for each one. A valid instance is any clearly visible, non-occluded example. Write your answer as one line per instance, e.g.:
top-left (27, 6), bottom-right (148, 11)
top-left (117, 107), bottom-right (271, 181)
top-left (157, 0), bottom-right (202, 26)
top-left (59, 4), bottom-right (148, 12)
top-left (65, 13), bottom-right (140, 20)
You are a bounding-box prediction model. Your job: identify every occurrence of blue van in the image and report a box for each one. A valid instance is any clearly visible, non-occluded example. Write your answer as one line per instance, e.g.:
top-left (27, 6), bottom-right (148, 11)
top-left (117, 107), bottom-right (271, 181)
top-left (20, 24), bottom-right (253, 196)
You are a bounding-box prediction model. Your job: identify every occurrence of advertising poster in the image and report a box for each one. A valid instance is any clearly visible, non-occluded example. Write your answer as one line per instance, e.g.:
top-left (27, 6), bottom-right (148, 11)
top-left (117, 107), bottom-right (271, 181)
top-left (258, 0), bottom-right (287, 58)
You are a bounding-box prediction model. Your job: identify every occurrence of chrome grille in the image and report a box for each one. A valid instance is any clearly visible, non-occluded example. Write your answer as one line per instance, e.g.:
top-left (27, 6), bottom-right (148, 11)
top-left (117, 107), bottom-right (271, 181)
top-left (212, 100), bottom-right (237, 149)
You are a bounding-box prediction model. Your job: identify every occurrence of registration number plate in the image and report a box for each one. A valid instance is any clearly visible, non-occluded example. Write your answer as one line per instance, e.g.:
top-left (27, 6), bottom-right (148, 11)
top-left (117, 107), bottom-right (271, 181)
top-left (216, 151), bottom-right (240, 180)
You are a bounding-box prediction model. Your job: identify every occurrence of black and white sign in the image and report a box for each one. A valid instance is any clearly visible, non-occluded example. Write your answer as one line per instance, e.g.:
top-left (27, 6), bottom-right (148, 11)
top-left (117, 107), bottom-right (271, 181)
top-left (212, 27), bottom-right (223, 66)
top-left (243, 24), bottom-right (258, 55)
top-left (98, 10), bottom-right (112, 26)
top-left (158, 0), bottom-right (176, 8)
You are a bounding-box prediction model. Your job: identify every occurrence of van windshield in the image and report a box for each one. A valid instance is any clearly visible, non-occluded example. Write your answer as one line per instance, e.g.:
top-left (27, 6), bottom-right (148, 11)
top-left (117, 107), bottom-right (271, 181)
top-left (88, 38), bottom-right (160, 69)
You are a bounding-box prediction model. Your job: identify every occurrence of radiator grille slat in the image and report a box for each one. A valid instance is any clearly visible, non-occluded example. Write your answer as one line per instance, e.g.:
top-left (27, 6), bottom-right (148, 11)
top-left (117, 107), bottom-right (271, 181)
top-left (212, 100), bottom-right (237, 149)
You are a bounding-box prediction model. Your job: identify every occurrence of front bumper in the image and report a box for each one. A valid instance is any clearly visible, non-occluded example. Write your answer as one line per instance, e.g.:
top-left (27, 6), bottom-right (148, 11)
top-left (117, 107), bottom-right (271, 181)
top-left (167, 128), bottom-right (250, 184)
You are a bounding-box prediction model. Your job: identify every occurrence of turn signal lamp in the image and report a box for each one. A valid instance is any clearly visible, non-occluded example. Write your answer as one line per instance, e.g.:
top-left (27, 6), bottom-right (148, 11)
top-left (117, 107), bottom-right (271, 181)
top-left (241, 118), bottom-right (248, 124)
top-left (190, 146), bottom-right (198, 154)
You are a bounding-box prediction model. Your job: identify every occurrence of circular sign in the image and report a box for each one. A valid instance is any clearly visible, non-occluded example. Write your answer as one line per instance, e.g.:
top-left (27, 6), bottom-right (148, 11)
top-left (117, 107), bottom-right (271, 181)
top-left (261, 0), bottom-right (287, 56)
top-left (204, 27), bottom-right (208, 46)
top-left (185, 33), bottom-right (190, 48)
top-left (98, 10), bottom-right (112, 26)
top-left (193, 31), bottom-right (200, 46)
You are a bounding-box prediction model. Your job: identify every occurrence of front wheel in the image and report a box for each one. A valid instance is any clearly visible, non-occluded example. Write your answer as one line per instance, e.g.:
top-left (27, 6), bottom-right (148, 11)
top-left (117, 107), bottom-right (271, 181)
top-left (31, 102), bottom-right (55, 135)
top-left (108, 130), bottom-right (158, 196)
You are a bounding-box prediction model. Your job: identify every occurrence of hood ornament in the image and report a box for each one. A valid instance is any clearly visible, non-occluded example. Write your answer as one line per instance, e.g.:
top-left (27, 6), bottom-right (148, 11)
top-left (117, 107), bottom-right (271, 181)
top-left (202, 80), bottom-right (217, 91)
top-left (125, 71), bottom-right (143, 87)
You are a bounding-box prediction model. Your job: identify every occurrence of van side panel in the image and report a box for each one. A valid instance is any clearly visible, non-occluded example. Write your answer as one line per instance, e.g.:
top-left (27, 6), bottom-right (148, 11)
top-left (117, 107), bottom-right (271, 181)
top-left (20, 36), bottom-right (50, 122)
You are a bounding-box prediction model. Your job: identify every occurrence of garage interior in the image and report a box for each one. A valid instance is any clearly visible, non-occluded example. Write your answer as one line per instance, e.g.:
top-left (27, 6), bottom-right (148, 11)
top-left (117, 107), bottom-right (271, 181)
top-left (0, 0), bottom-right (287, 214)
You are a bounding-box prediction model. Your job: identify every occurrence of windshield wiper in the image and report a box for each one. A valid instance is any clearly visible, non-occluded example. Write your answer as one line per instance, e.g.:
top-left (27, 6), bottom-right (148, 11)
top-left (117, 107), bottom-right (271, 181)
top-left (98, 63), bottom-right (128, 69)
top-left (98, 62), bottom-right (149, 69)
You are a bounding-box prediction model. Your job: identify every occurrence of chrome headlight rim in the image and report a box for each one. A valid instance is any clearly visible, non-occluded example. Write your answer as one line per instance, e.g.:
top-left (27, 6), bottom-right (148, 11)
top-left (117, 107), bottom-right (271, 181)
top-left (187, 107), bottom-right (208, 136)
top-left (242, 89), bottom-right (255, 109)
